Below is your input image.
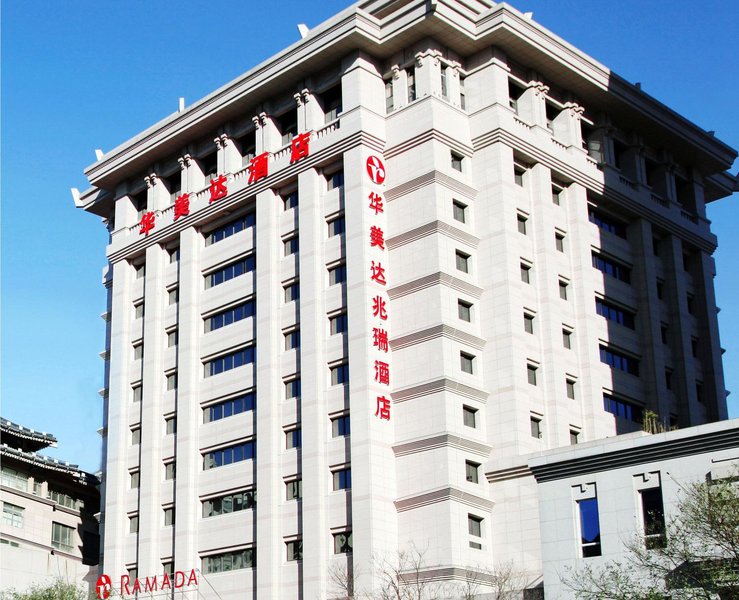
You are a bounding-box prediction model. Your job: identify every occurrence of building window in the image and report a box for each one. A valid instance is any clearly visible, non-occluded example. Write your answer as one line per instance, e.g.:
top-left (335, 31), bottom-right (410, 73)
top-left (329, 312), bottom-right (348, 335)
top-left (332, 468), bottom-right (351, 491)
top-left (321, 85), bottom-right (343, 123)
top-left (552, 180), bottom-right (565, 205)
top-left (641, 487), bottom-right (666, 549)
top-left (134, 302), bottom-right (144, 319)
top-left (527, 364), bottom-right (538, 386)
top-left (595, 298), bottom-right (636, 329)
top-left (166, 372), bottom-right (177, 391)
top-left (468, 514), bottom-right (483, 549)
top-left (517, 213), bottom-right (528, 235)
top-left (604, 394), bottom-right (644, 423)
top-left (168, 247), bottom-right (180, 264)
top-left (331, 414), bottom-right (350, 437)
top-left (127, 567), bottom-right (138, 581)
top-left (283, 191), bottom-right (299, 210)
top-left (327, 216), bottom-right (345, 237)
top-left (463, 406), bottom-right (478, 428)
top-left (566, 379), bottom-right (576, 400)
top-left (333, 531), bottom-right (353, 554)
top-left (132, 385), bottom-right (142, 403)
top-left (204, 392), bottom-right (255, 423)
top-left (589, 208), bottom-right (627, 239)
top-left (562, 328), bottom-right (572, 349)
top-left (286, 539), bottom-right (303, 562)
top-left (520, 262), bottom-right (531, 284)
top-left (283, 235), bottom-right (299, 256)
top-left (661, 325), bottom-right (668, 345)
top-left (203, 440), bottom-right (255, 470)
top-left (455, 250), bottom-right (470, 273)
top-left (133, 192), bottom-right (147, 220)
top-left (285, 479), bottom-right (302, 501)
top-left (47, 489), bottom-right (83, 511)
top-left (129, 514), bottom-right (139, 533)
top-left (570, 430), bottom-right (580, 445)
top-left (451, 151), bottom-right (464, 172)
top-left (167, 329), bottom-right (178, 347)
top-left (555, 232), bottom-right (565, 252)
top-left (134, 263), bottom-right (146, 280)
top-left (328, 264), bottom-right (347, 285)
top-left (285, 428), bottom-right (302, 450)
top-left (656, 280), bottom-right (664, 300)
top-left (453, 200), bottom-right (467, 223)
top-left (0, 467), bottom-right (27, 492)
top-left (277, 110), bottom-right (297, 145)
top-left (199, 152), bottom-right (218, 183)
top-left (600, 346), bottom-right (640, 376)
top-left (131, 427), bottom-right (141, 445)
top-left (592, 252), bottom-right (631, 284)
top-left (696, 381), bottom-right (704, 403)
top-left (407, 67), bottom-right (416, 102)
top-left (165, 417), bottom-right (176, 435)
top-left (130, 471), bottom-right (140, 489)
top-left (285, 378), bottom-right (301, 400)
top-left (133, 342), bottom-right (143, 360)
top-left (205, 300), bottom-right (255, 333)
top-left (460, 352), bottom-right (475, 374)
top-left (164, 461), bottom-right (176, 480)
top-left (465, 461), bottom-right (480, 484)
top-left (284, 282), bottom-right (300, 303)
top-left (458, 300), bottom-right (472, 322)
top-left (202, 548), bottom-right (255, 573)
top-left (205, 347), bottom-right (255, 377)
top-left (162, 562), bottom-right (174, 578)
top-left (513, 162), bottom-right (527, 186)
top-left (202, 489), bottom-right (256, 518)
top-left (205, 213), bottom-right (255, 246)
top-left (52, 522), bottom-right (74, 552)
top-left (2, 503), bottom-right (24, 528)
top-left (284, 329), bottom-right (301, 351)
top-left (168, 288), bottom-right (179, 306)
top-left (524, 313), bottom-right (534, 334)
top-left (330, 362), bottom-right (349, 386)
top-left (687, 294), bottom-right (695, 315)
top-left (326, 169), bottom-right (345, 191)
top-left (558, 279), bottom-right (569, 300)
top-left (385, 79), bottom-right (394, 113)
top-left (578, 498), bottom-right (602, 557)
top-left (163, 507), bottom-right (175, 527)
top-left (530, 416), bottom-right (542, 439)
top-left (665, 369), bottom-right (673, 391)
top-left (205, 255), bottom-right (255, 289)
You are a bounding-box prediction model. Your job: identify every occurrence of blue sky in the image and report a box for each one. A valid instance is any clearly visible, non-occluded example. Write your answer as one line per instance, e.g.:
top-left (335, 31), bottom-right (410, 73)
top-left (2, 0), bottom-right (737, 473)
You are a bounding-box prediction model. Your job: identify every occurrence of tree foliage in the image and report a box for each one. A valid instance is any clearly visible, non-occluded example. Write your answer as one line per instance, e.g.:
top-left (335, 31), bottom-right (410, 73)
top-left (563, 474), bottom-right (739, 600)
top-left (0, 580), bottom-right (91, 600)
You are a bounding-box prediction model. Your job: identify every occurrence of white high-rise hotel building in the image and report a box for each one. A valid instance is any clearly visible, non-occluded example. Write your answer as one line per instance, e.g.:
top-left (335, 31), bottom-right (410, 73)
top-left (77, 0), bottom-right (737, 597)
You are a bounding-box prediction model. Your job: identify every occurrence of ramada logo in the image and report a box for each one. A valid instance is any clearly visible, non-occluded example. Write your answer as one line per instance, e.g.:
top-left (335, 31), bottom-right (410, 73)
top-left (96, 569), bottom-right (198, 598)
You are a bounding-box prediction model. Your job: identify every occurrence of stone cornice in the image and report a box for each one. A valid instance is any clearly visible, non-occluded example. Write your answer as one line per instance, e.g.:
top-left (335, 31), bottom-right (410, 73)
top-left (392, 377), bottom-right (488, 403)
top-left (393, 433), bottom-right (491, 457)
top-left (394, 485), bottom-right (494, 513)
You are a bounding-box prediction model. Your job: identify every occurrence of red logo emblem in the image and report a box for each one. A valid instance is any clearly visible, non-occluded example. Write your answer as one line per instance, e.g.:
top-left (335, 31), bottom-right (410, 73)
top-left (366, 155), bottom-right (386, 184)
top-left (96, 575), bottom-right (112, 600)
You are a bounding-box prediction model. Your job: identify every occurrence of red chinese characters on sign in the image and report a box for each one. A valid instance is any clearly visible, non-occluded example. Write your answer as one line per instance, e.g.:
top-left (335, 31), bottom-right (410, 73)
top-left (369, 225), bottom-right (385, 249)
top-left (370, 261), bottom-right (387, 285)
top-left (373, 328), bottom-right (388, 353)
top-left (372, 296), bottom-right (388, 320)
top-left (374, 360), bottom-right (390, 385)
top-left (375, 396), bottom-right (391, 420)
top-left (248, 152), bottom-right (269, 184)
top-left (290, 132), bottom-right (310, 163)
top-left (174, 193), bottom-right (190, 220)
top-left (139, 211), bottom-right (156, 236)
top-left (366, 155), bottom-right (386, 184)
top-left (209, 175), bottom-right (228, 203)
top-left (368, 192), bottom-right (384, 215)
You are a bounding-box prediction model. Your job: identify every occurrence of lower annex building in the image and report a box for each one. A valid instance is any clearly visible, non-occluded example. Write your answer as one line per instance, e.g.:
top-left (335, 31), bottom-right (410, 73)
top-left (0, 418), bottom-right (100, 593)
top-left (75, 0), bottom-right (737, 597)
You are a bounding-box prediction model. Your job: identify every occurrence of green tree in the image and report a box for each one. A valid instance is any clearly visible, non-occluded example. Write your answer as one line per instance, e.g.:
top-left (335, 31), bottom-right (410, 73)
top-left (563, 474), bottom-right (739, 600)
top-left (0, 580), bottom-right (92, 600)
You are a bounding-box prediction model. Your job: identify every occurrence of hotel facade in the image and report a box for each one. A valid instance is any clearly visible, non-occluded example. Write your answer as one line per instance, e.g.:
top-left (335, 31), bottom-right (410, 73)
top-left (76, 0), bottom-right (737, 597)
